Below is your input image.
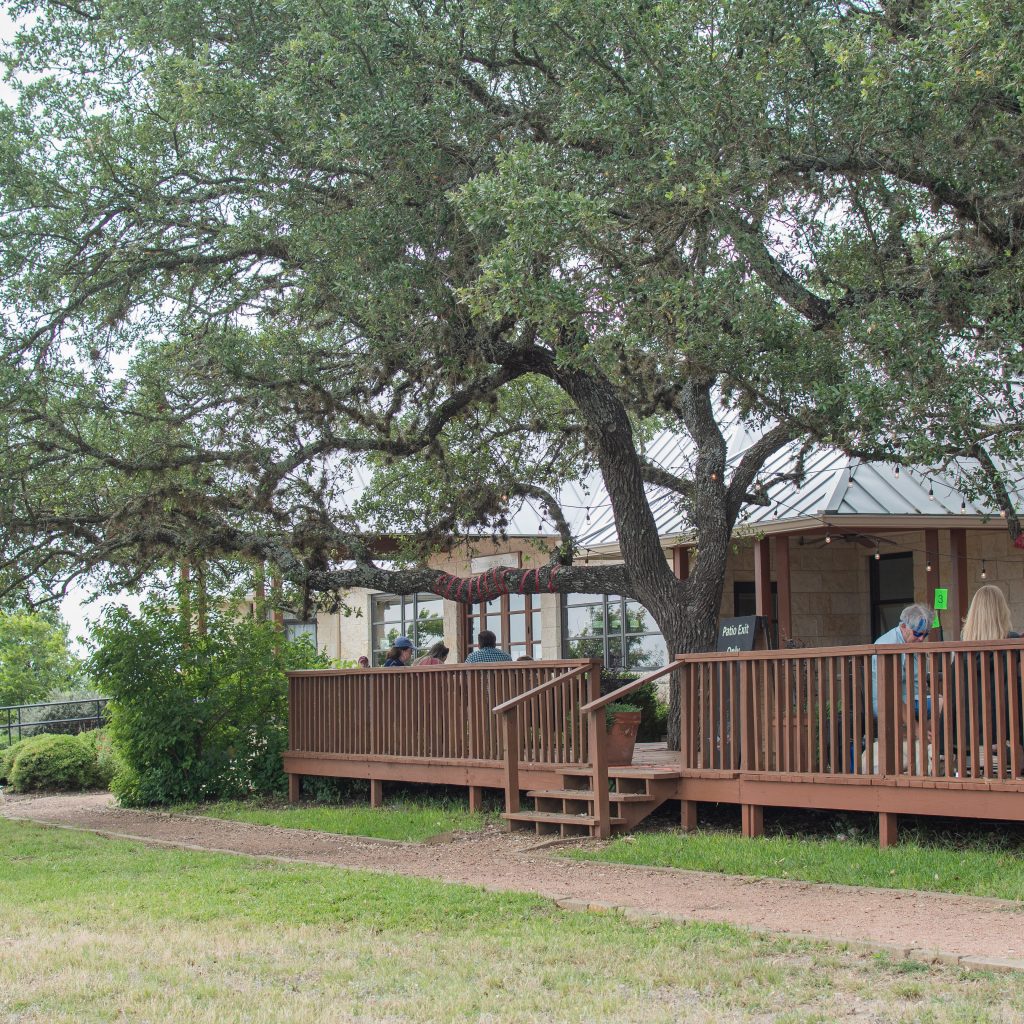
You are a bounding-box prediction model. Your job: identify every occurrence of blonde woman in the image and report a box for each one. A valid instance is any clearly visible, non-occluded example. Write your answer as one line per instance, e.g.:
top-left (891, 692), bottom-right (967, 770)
top-left (963, 585), bottom-right (1018, 642)
top-left (960, 585), bottom-right (1021, 773)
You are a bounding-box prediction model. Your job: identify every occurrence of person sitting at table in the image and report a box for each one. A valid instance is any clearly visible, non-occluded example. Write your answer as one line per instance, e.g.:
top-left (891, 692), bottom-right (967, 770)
top-left (959, 585), bottom-right (1021, 765)
top-left (415, 642), bottom-right (449, 666)
top-left (870, 603), bottom-right (934, 715)
top-left (465, 630), bottom-right (512, 663)
top-left (383, 636), bottom-right (415, 667)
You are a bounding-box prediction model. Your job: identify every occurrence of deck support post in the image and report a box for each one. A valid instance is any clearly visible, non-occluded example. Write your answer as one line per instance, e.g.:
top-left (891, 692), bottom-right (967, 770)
top-left (754, 538), bottom-right (773, 644)
top-left (468, 785), bottom-right (484, 813)
top-left (878, 812), bottom-right (899, 848)
top-left (773, 535), bottom-right (792, 645)
top-left (288, 774), bottom-right (300, 804)
top-left (925, 528), bottom-right (941, 640)
top-left (587, 709), bottom-right (611, 840)
top-left (370, 779), bottom-right (383, 808)
top-left (501, 712), bottom-right (521, 828)
top-left (680, 800), bottom-right (698, 832)
top-left (742, 804), bottom-right (764, 838)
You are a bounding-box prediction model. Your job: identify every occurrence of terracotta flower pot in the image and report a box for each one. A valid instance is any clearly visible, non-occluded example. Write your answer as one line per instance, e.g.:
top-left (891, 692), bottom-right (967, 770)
top-left (606, 711), bottom-right (642, 767)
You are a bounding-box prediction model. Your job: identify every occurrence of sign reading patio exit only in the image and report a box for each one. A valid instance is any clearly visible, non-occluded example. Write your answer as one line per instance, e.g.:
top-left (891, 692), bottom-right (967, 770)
top-left (934, 588), bottom-right (948, 610)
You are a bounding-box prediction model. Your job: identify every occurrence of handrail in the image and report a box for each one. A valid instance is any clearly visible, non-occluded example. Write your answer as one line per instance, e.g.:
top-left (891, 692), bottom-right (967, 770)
top-left (675, 638), bottom-right (1024, 664)
top-left (579, 657), bottom-right (686, 714)
top-left (492, 660), bottom-right (596, 715)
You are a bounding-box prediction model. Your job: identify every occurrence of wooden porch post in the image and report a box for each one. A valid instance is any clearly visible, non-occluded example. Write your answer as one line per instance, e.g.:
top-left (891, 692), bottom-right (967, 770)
top-left (925, 528), bottom-right (941, 640)
top-left (754, 537), bottom-right (773, 644)
top-left (370, 779), bottom-right (384, 808)
top-left (948, 528), bottom-right (968, 641)
top-left (773, 535), bottom-right (792, 644)
top-left (468, 785), bottom-right (484, 813)
top-left (288, 774), bottom-right (300, 804)
top-left (672, 544), bottom-right (689, 580)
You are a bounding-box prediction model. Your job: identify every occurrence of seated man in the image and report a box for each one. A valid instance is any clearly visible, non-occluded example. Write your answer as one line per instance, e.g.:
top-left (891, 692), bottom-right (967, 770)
top-left (465, 629), bottom-right (513, 663)
top-left (870, 603), bottom-right (934, 716)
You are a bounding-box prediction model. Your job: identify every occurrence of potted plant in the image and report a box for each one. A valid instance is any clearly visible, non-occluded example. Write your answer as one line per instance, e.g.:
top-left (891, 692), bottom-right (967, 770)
top-left (605, 702), bottom-right (642, 766)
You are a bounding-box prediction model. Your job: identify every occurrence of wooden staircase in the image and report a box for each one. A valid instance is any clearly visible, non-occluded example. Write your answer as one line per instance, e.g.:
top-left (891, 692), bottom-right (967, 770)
top-left (503, 765), bottom-right (680, 837)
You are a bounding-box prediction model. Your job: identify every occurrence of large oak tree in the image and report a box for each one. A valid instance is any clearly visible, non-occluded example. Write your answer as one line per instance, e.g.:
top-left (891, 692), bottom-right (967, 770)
top-left (2, 0), bottom-right (1022, 740)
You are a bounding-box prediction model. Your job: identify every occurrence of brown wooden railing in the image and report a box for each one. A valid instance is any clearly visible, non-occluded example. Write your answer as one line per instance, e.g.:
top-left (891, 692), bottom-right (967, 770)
top-left (676, 639), bottom-right (1024, 781)
top-left (288, 660), bottom-right (597, 762)
top-left (492, 659), bottom-right (602, 823)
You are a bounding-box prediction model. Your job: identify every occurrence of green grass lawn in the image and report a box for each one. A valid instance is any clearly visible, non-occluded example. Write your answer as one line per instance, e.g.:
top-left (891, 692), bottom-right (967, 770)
top-left (177, 797), bottom-right (499, 842)
top-left (2, 819), bottom-right (1023, 1023)
top-left (568, 827), bottom-right (1024, 901)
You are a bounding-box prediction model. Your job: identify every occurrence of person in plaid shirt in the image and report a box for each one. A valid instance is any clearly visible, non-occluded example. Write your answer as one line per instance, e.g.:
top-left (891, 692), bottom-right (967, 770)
top-left (465, 629), bottom-right (512, 663)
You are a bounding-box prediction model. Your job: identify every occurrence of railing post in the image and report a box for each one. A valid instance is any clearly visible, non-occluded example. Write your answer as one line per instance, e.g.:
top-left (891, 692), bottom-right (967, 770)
top-left (501, 711), bottom-right (521, 825)
top-left (877, 651), bottom-right (898, 776)
top-left (740, 660), bottom-right (755, 771)
top-left (587, 708), bottom-right (611, 839)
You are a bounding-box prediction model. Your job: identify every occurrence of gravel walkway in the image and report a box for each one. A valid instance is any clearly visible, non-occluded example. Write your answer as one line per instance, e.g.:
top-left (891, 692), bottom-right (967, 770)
top-left (5, 792), bottom-right (1024, 964)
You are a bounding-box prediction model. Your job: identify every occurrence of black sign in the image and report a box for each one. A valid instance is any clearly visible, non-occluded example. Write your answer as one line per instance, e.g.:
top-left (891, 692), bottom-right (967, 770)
top-left (716, 615), bottom-right (764, 653)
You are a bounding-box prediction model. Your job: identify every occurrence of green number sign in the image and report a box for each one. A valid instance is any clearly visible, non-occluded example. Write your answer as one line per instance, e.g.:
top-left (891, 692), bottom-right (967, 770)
top-left (934, 588), bottom-right (948, 611)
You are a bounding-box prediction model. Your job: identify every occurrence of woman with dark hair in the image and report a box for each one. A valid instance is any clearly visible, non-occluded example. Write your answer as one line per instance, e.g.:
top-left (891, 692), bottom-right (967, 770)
top-left (383, 636), bottom-right (415, 667)
top-left (415, 641), bottom-right (449, 666)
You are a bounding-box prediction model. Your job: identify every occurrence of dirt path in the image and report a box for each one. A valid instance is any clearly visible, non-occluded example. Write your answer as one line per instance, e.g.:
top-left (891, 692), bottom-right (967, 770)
top-left (5, 791), bottom-right (1024, 965)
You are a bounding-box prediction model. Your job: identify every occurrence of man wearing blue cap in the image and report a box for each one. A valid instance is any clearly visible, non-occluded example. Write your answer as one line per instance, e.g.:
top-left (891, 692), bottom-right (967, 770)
top-left (383, 635), bottom-right (415, 667)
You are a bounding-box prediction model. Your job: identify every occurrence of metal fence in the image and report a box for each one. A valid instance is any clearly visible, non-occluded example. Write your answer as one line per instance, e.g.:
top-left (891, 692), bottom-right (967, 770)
top-left (2, 697), bottom-right (110, 746)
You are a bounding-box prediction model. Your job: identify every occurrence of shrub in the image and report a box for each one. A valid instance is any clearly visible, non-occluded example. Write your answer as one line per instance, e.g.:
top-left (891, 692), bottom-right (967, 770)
top-left (1, 737), bottom-right (25, 784)
top-left (78, 728), bottom-right (120, 788)
top-left (601, 672), bottom-right (668, 741)
top-left (90, 602), bottom-right (329, 807)
top-left (7, 733), bottom-right (97, 792)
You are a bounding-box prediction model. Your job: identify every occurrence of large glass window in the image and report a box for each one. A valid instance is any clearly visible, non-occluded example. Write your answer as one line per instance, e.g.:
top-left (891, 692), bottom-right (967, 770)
top-left (561, 594), bottom-right (667, 671)
top-left (371, 593), bottom-right (445, 664)
top-left (466, 592), bottom-right (542, 660)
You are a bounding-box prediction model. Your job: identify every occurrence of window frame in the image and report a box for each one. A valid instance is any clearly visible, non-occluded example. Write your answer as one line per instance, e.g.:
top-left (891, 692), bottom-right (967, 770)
top-left (560, 594), bottom-right (667, 672)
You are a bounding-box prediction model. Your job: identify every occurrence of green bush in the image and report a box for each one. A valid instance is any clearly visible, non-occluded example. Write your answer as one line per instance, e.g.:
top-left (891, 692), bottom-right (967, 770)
top-left (78, 728), bottom-right (120, 788)
top-left (90, 602), bottom-right (329, 807)
top-left (1, 737), bottom-right (25, 784)
top-left (7, 733), bottom-right (97, 792)
top-left (600, 673), bottom-right (668, 741)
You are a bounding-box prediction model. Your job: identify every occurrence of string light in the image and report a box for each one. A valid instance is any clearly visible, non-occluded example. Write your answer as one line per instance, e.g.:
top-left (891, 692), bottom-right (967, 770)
top-left (874, 544), bottom-right (881, 561)
top-left (893, 465), bottom-right (900, 478)
top-left (824, 531), bottom-right (832, 544)
top-left (847, 471), bottom-right (854, 488)
top-left (928, 483), bottom-right (934, 501)
top-left (926, 559), bottom-right (933, 573)
top-left (960, 500), bottom-right (967, 514)
top-left (981, 559), bottom-right (988, 580)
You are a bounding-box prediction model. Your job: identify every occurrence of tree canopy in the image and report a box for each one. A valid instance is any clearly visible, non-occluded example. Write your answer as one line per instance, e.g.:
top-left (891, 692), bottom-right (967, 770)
top-left (1, 0), bottom-right (1022, 674)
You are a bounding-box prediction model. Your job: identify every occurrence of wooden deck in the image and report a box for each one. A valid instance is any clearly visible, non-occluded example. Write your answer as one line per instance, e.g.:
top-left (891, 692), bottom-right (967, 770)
top-left (285, 640), bottom-right (1024, 845)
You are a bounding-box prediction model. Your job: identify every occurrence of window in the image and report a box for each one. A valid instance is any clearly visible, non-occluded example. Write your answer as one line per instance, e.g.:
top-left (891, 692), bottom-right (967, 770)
top-left (870, 552), bottom-right (914, 638)
top-left (371, 593), bottom-right (445, 664)
top-left (283, 619), bottom-right (318, 649)
top-left (561, 594), bottom-right (667, 671)
top-left (466, 592), bottom-right (542, 660)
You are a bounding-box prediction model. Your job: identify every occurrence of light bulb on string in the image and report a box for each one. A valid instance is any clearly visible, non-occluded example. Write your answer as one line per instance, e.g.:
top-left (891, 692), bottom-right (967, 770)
top-left (874, 545), bottom-right (881, 561)
top-left (824, 531), bottom-right (832, 545)
top-left (928, 483), bottom-right (934, 501)
top-left (960, 500), bottom-right (966, 514)
top-left (981, 560), bottom-right (988, 580)
top-left (847, 471), bottom-right (854, 488)
top-left (1000, 509), bottom-right (1008, 519)
top-left (893, 465), bottom-right (900, 478)
top-left (926, 560), bottom-right (933, 573)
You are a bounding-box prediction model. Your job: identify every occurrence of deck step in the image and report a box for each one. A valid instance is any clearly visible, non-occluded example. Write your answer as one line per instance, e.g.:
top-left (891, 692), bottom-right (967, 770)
top-left (558, 765), bottom-right (681, 779)
top-left (526, 788), bottom-right (654, 803)
top-left (502, 810), bottom-right (626, 826)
